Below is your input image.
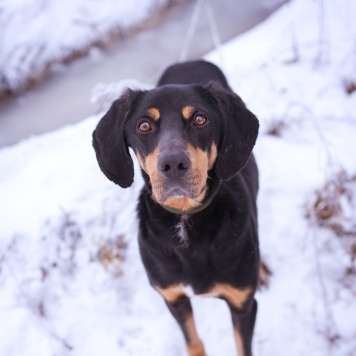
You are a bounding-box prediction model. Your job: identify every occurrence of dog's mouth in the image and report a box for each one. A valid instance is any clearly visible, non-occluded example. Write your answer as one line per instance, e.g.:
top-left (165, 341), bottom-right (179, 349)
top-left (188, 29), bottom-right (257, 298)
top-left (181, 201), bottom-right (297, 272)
top-left (162, 185), bottom-right (192, 200)
top-left (158, 183), bottom-right (207, 213)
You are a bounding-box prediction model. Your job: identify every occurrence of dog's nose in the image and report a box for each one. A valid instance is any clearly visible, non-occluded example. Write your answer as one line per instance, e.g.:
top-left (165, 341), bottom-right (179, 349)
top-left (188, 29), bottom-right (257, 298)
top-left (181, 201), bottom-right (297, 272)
top-left (158, 150), bottom-right (190, 179)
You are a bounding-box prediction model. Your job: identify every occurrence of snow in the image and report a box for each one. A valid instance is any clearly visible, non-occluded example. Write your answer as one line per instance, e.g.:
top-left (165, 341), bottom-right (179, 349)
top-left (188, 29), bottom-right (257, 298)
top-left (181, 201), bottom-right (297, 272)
top-left (1, 0), bottom-right (356, 355)
top-left (0, 0), bottom-right (168, 94)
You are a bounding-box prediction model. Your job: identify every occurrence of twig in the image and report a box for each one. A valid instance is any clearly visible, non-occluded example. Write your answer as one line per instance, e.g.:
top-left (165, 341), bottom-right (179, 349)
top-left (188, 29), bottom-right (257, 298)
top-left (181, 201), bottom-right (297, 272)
top-left (3, 253), bottom-right (73, 350)
top-left (309, 227), bottom-right (340, 348)
top-left (316, 0), bottom-right (329, 65)
top-left (287, 0), bottom-right (299, 63)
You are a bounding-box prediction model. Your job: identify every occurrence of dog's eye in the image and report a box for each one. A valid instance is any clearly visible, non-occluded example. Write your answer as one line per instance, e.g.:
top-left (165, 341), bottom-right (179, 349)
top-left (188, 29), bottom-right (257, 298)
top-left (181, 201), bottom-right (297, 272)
top-left (194, 115), bottom-right (207, 126)
top-left (138, 121), bottom-right (152, 132)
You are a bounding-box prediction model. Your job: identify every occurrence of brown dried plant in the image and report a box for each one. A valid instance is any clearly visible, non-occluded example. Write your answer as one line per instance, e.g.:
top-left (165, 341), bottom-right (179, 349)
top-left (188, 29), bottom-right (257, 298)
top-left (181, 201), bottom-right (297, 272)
top-left (306, 170), bottom-right (356, 272)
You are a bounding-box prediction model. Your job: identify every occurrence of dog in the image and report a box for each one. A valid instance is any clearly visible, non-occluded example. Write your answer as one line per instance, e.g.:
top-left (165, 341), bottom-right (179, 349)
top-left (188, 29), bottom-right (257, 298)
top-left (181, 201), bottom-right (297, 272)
top-left (92, 60), bottom-right (260, 356)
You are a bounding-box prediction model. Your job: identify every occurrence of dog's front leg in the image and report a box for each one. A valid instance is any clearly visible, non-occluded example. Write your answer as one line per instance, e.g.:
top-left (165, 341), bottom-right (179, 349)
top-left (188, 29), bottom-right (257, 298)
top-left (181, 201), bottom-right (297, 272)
top-left (154, 285), bottom-right (206, 355)
top-left (165, 296), bottom-right (206, 356)
top-left (228, 298), bottom-right (257, 356)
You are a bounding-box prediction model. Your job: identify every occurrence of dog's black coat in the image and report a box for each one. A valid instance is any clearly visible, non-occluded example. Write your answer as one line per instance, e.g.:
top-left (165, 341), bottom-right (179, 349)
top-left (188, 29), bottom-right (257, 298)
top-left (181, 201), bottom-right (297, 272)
top-left (93, 60), bottom-right (260, 356)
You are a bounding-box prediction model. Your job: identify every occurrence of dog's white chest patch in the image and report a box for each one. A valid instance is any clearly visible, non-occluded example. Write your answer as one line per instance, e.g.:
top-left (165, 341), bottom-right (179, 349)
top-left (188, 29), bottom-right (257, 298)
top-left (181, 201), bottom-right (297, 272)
top-left (175, 221), bottom-right (189, 246)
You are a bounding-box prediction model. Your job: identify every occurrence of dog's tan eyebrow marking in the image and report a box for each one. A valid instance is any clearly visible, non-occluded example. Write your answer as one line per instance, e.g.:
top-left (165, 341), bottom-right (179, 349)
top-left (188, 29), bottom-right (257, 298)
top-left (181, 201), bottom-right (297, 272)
top-left (182, 105), bottom-right (195, 120)
top-left (147, 108), bottom-right (160, 121)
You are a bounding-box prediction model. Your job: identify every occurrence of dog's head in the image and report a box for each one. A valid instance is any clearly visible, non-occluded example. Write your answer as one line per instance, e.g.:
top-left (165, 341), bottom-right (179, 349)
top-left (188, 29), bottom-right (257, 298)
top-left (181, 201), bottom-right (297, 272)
top-left (92, 83), bottom-right (259, 213)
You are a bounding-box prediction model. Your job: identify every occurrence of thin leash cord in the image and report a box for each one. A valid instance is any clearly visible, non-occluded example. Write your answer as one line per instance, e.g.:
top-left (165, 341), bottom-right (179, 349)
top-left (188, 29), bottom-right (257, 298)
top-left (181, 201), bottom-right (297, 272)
top-left (179, 0), bottom-right (224, 66)
top-left (179, 0), bottom-right (205, 62)
top-left (204, 0), bottom-right (224, 67)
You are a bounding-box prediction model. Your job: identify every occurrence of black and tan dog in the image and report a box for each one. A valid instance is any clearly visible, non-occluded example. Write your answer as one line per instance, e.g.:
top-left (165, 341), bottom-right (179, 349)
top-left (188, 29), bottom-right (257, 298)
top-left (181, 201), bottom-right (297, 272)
top-left (92, 60), bottom-right (260, 356)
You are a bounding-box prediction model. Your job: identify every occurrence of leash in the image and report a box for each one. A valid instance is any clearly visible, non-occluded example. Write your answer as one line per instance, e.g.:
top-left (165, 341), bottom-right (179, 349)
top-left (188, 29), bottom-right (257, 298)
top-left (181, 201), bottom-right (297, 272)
top-left (179, 0), bottom-right (204, 62)
top-left (179, 0), bottom-right (224, 66)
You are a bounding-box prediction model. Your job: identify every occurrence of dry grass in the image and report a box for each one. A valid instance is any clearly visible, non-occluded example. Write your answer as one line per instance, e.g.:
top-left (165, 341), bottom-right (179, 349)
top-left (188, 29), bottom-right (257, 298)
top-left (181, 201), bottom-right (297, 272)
top-left (305, 170), bottom-right (356, 274)
top-left (266, 119), bottom-right (287, 137)
top-left (344, 79), bottom-right (356, 95)
top-left (94, 234), bottom-right (127, 277)
top-left (258, 259), bottom-right (272, 290)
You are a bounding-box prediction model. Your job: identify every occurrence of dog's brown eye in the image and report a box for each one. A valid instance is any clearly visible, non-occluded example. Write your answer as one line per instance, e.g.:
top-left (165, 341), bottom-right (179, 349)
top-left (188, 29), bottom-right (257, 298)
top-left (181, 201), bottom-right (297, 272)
top-left (194, 115), bottom-right (207, 126)
top-left (138, 121), bottom-right (152, 132)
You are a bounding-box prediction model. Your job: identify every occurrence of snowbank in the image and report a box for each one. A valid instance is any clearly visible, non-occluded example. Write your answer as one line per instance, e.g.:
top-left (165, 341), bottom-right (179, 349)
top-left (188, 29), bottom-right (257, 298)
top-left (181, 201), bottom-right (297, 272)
top-left (1, 0), bottom-right (356, 355)
top-left (0, 0), bottom-right (169, 95)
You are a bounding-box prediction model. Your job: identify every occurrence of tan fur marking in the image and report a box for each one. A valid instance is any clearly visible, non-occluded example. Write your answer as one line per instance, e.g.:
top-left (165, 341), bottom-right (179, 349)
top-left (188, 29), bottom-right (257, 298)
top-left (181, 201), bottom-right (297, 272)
top-left (155, 283), bottom-right (252, 308)
top-left (154, 283), bottom-right (251, 355)
top-left (208, 284), bottom-right (252, 355)
top-left (154, 285), bottom-right (205, 355)
top-left (163, 195), bottom-right (203, 212)
top-left (182, 106), bottom-right (195, 120)
top-left (154, 284), bottom-right (185, 303)
top-left (145, 147), bottom-right (160, 176)
top-left (208, 143), bottom-right (218, 170)
top-left (145, 145), bottom-right (209, 211)
top-left (141, 143), bottom-right (214, 209)
top-left (186, 143), bottom-right (209, 187)
top-left (185, 315), bottom-right (206, 356)
top-left (147, 107), bottom-right (160, 121)
top-left (209, 284), bottom-right (253, 310)
top-left (136, 151), bottom-right (146, 172)
top-left (157, 144), bottom-right (209, 210)
top-left (234, 329), bottom-right (245, 356)
top-left (144, 147), bottom-right (161, 201)
top-left (161, 144), bottom-right (212, 210)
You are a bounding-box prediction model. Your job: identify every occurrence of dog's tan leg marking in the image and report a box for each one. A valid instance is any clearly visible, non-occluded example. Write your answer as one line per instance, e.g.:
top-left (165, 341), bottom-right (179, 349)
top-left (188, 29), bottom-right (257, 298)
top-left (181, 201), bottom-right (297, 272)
top-left (154, 284), bottom-right (206, 356)
top-left (234, 329), bottom-right (245, 356)
top-left (154, 284), bottom-right (185, 303)
top-left (182, 106), bottom-right (195, 120)
top-left (147, 107), bottom-right (160, 121)
top-left (209, 284), bottom-right (253, 356)
top-left (209, 284), bottom-right (253, 310)
top-left (185, 315), bottom-right (206, 356)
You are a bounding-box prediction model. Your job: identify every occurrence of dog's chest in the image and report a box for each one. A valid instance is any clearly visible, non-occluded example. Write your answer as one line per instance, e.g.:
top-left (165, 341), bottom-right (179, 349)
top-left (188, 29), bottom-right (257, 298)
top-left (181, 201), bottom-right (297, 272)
top-left (173, 219), bottom-right (224, 287)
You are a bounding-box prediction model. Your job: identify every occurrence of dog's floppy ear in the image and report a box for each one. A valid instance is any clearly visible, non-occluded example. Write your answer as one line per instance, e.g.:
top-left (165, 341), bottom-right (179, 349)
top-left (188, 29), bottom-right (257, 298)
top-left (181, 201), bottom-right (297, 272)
top-left (206, 83), bottom-right (259, 181)
top-left (92, 90), bottom-right (135, 188)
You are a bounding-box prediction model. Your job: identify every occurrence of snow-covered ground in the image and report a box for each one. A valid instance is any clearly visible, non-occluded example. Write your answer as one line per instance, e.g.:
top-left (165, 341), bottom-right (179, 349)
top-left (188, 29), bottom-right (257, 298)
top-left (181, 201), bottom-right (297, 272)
top-left (0, 0), bottom-right (168, 95)
top-left (1, 0), bottom-right (356, 355)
